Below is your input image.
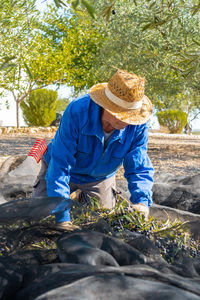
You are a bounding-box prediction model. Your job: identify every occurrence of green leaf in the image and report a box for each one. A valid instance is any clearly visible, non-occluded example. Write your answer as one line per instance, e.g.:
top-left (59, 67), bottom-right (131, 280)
top-left (0, 61), bottom-right (15, 71)
top-left (191, 2), bottom-right (200, 16)
top-left (81, 0), bottom-right (96, 19)
top-left (72, 0), bottom-right (80, 9)
top-left (58, 0), bottom-right (68, 7)
top-left (142, 22), bottom-right (156, 31)
top-left (3, 19), bottom-right (11, 25)
top-left (182, 67), bottom-right (195, 78)
top-left (124, 214), bottom-right (134, 223)
top-left (149, 1), bottom-right (156, 9)
top-left (169, 20), bottom-right (173, 33)
top-left (23, 61), bottom-right (33, 80)
top-left (192, 38), bottom-right (200, 46)
top-left (167, 0), bottom-right (173, 8)
top-left (53, 0), bottom-right (62, 8)
top-left (103, 5), bottom-right (113, 22)
top-left (1, 56), bottom-right (16, 63)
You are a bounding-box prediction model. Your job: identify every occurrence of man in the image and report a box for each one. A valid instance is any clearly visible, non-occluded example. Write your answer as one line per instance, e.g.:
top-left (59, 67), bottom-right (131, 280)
top-left (33, 69), bottom-right (154, 229)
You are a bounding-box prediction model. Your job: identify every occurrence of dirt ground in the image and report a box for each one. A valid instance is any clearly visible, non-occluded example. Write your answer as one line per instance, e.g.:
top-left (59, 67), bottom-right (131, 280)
top-left (147, 136), bottom-right (200, 179)
top-left (0, 133), bottom-right (199, 179)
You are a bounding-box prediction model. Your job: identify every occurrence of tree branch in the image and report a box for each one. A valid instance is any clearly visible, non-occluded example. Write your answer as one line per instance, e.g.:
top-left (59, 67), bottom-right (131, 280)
top-left (17, 77), bottom-right (64, 104)
top-left (190, 111), bottom-right (200, 122)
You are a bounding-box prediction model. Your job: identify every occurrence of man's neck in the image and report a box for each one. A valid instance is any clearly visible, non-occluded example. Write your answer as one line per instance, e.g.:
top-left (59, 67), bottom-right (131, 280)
top-left (101, 109), bottom-right (115, 133)
top-left (101, 108), bottom-right (128, 133)
top-left (102, 120), bottom-right (115, 133)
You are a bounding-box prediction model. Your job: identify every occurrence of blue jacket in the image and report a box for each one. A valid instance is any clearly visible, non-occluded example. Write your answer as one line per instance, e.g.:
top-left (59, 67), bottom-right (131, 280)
top-left (44, 94), bottom-right (154, 222)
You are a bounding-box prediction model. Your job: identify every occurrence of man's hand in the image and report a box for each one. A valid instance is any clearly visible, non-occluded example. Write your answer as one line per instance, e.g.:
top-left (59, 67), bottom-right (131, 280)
top-left (70, 189), bottom-right (82, 201)
top-left (129, 203), bottom-right (149, 220)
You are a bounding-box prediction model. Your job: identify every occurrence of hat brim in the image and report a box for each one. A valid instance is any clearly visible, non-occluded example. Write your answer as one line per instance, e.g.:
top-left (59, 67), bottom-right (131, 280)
top-left (89, 83), bottom-right (153, 125)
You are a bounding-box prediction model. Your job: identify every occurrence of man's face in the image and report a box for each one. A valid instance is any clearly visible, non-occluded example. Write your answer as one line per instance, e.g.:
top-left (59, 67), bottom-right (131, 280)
top-left (101, 109), bottom-right (129, 132)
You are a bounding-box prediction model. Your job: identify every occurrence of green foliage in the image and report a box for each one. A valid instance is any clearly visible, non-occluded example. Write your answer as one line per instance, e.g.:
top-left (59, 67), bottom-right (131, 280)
top-left (20, 89), bottom-right (59, 126)
top-left (1, 0), bottom-right (199, 126)
top-left (0, 197), bottom-right (199, 263)
top-left (0, 0), bottom-right (38, 75)
top-left (0, 0), bottom-right (71, 126)
top-left (42, 8), bottom-right (104, 91)
top-left (54, 0), bottom-right (200, 25)
top-left (95, 0), bottom-right (198, 86)
top-left (59, 0), bottom-right (199, 121)
top-left (82, 0), bottom-right (199, 93)
top-left (157, 109), bottom-right (188, 133)
top-left (70, 197), bottom-right (200, 263)
top-left (53, 0), bottom-right (96, 18)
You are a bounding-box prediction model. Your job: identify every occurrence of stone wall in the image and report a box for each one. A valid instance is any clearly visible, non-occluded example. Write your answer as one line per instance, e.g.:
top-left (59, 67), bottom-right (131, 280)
top-left (0, 126), bottom-right (58, 135)
top-left (1, 126), bottom-right (200, 139)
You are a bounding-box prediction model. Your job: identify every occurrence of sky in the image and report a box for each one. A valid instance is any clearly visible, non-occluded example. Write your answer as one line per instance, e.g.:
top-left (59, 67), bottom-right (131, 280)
top-left (35, 0), bottom-right (54, 12)
top-left (0, 85), bottom-right (71, 127)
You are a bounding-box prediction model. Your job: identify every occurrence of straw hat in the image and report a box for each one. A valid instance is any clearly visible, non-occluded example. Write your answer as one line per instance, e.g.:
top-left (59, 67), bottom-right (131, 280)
top-left (89, 69), bottom-right (153, 125)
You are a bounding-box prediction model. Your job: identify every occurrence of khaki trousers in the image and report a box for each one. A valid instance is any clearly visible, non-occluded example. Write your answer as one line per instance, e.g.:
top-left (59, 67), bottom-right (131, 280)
top-left (32, 157), bottom-right (117, 209)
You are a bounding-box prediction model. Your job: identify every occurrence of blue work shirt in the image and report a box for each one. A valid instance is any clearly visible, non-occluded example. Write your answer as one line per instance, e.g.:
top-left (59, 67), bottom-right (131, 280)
top-left (44, 94), bottom-right (154, 222)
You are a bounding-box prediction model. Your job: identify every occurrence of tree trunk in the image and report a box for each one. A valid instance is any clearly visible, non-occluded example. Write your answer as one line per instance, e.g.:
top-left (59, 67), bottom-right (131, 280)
top-left (16, 101), bottom-right (20, 128)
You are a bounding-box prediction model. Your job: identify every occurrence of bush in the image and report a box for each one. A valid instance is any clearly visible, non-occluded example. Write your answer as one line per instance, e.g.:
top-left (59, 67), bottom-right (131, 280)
top-left (157, 110), bottom-right (188, 134)
top-left (21, 89), bottom-right (59, 126)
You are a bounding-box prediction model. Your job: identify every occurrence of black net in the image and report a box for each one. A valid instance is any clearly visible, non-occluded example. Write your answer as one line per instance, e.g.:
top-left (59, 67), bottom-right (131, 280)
top-left (0, 197), bottom-right (199, 300)
top-left (0, 196), bottom-right (75, 223)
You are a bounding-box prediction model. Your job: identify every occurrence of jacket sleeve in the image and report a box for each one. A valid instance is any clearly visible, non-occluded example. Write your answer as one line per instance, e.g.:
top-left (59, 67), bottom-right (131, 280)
top-left (123, 124), bottom-right (154, 207)
top-left (45, 103), bottom-right (78, 209)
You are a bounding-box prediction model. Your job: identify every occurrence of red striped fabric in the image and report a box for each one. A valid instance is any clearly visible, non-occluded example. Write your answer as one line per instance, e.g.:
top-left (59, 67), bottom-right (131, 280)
top-left (28, 138), bottom-right (48, 163)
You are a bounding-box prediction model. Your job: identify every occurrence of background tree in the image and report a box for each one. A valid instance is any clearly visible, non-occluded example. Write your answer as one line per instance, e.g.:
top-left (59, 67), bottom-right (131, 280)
top-left (0, 1), bottom-right (103, 127)
top-left (41, 7), bottom-right (104, 92)
top-left (20, 89), bottom-right (63, 126)
top-left (64, 0), bottom-right (199, 127)
top-left (157, 109), bottom-right (187, 133)
top-left (1, 0), bottom-right (199, 129)
top-left (51, 0), bottom-right (199, 91)
top-left (0, 0), bottom-right (76, 127)
top-left (0, 0), bottom-right (38, 127)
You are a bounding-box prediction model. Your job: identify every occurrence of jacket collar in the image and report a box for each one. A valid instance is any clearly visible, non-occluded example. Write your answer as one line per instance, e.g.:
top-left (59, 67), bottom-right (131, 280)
top-left (111, 127), bottom-right (126, 144)
top-left (82, 97), bottom-right (127, 144)
top-left (81, 99), bottom-right (103, 140)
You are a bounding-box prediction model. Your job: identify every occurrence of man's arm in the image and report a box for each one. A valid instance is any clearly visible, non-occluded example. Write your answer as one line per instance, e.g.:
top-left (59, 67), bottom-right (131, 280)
top-left (45, 103), bottom-right (78, 221)
top-left (123, 123), bottom-right (154, 208)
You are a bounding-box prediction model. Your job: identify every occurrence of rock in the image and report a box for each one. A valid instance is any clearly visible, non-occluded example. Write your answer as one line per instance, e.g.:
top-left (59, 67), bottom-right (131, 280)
top-left (0, 156), bottom-right (41, 202)
top-left (153, 174), bottom-right (200, 214)
top-left (116, 174), bottom-right (200, 220)
top-left (0, 155), bottom-right (26, 178)
top-left (178, 220), bottom-right (200, 240)
top-left (149, 203), bottom-right (200, 223)
top-left (0, 197), bottom-right (7, 205)
top-left (8, 156), bottom-right (41, 181)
